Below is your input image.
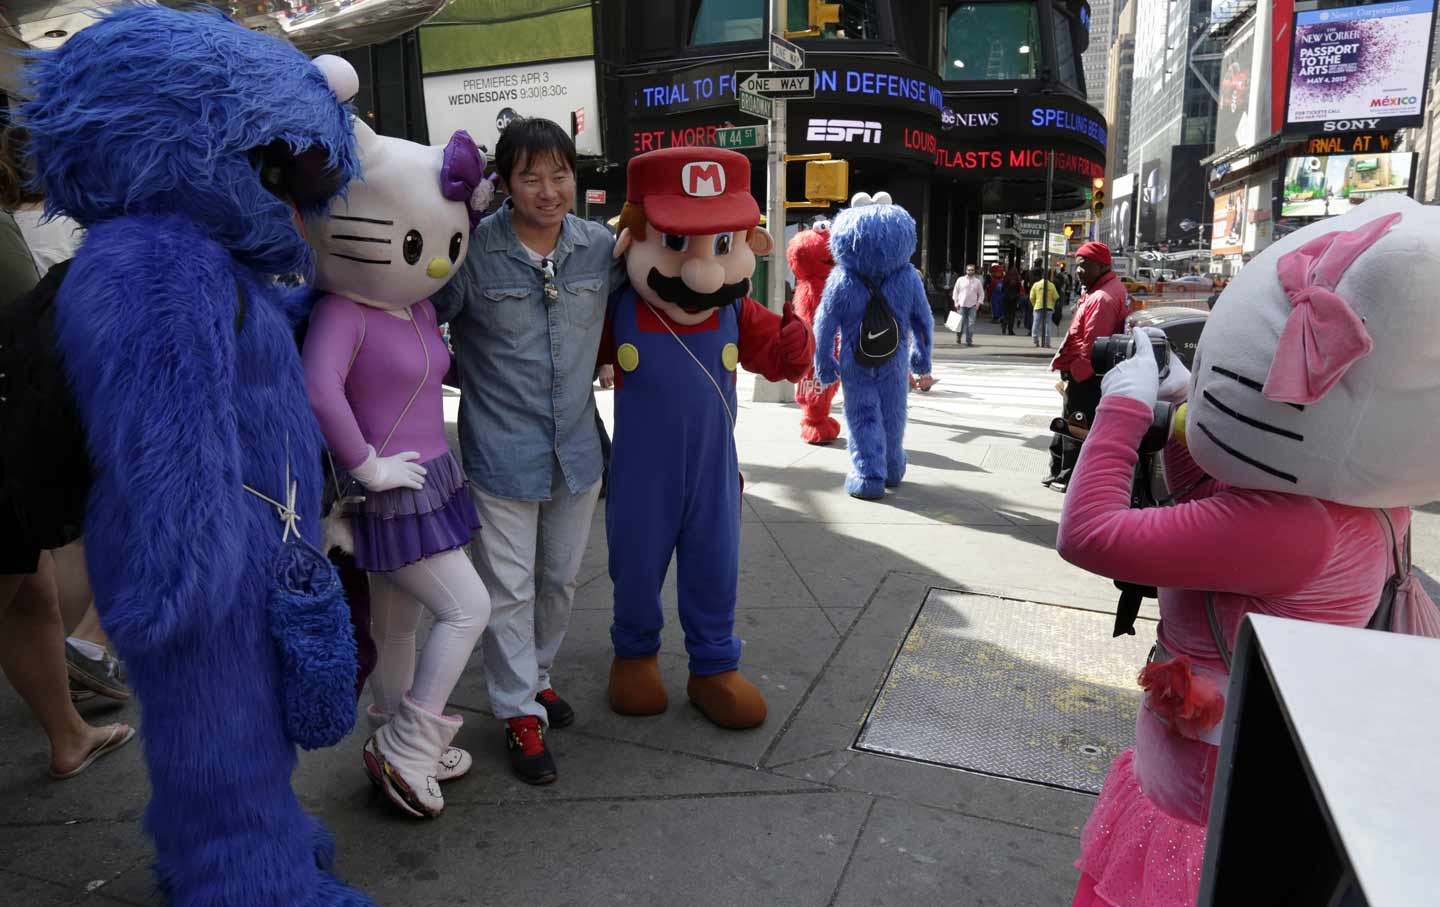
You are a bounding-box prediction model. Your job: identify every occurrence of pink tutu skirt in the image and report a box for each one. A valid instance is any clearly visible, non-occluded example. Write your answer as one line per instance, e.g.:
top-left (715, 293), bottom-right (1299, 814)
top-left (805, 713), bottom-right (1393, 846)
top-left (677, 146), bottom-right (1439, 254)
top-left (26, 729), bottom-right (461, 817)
top-left (1072, 749), bottom-right (1208, 906)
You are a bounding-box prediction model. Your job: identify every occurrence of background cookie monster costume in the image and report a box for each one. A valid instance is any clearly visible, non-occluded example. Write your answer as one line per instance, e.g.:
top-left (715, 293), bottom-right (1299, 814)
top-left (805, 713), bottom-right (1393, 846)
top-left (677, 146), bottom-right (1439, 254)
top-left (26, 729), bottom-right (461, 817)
top-left (21, 8), bottom-right (371, 904)
top-left (788, 223), bottom-right (841, 444)
top-left (602, 147), bottom-right (814, 729)
top-left (813, 193), bottom-right (933, 500)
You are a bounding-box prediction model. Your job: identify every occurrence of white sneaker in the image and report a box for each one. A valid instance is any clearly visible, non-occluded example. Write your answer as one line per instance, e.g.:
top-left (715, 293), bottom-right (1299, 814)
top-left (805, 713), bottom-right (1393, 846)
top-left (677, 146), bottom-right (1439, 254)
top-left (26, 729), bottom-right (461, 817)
top-left (364, 696), bottom-right (461, 818)
top-left (366, 704), bottom-right (471, 781)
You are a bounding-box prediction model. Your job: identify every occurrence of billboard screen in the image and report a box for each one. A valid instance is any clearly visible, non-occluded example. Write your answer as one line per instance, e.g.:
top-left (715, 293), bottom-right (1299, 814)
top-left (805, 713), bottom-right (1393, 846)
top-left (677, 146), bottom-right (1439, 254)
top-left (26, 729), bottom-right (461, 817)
top-left (1285, 1), bottom-right (1437, 133)
top-left (1281, 152), bottom-right (1415, 217)
top-left (423, 58), bottom-right (602, 156)
top-left (1211, 188), bottom-right (1249, 256)
top-left (1216, 21), bottom-right (1256, 156)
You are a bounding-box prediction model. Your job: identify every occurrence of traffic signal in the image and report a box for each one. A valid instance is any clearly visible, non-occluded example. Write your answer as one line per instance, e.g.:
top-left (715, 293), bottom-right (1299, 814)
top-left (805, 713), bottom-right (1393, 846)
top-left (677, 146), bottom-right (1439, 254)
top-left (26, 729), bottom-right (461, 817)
top-left (804, 159), bottom-right (849, 201)
top-left (1063, 225), bottom-right (1074, 238)
top-left (1091, 178), bottom-right (1106, 218)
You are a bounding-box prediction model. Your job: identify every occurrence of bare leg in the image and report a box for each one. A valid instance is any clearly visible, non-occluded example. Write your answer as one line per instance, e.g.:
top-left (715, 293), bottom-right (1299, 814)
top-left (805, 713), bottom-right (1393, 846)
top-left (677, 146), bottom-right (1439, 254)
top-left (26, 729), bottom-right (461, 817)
top-left (50, 540), bottom-right (110, 645)
top-left (0, 552), bottom-right (129, 775)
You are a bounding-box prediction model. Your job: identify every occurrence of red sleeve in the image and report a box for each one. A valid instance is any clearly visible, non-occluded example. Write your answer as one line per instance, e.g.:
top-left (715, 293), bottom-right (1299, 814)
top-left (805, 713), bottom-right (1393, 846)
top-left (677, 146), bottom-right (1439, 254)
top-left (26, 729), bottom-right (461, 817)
top-left (596, 312), bottom-right (616, 370)
top-left (1056, 396), bottom-right (1335, 596)
top-left (1056, 298), bottom-right (1100, 382)
top-left (736, 297), bottom-right (809, 382)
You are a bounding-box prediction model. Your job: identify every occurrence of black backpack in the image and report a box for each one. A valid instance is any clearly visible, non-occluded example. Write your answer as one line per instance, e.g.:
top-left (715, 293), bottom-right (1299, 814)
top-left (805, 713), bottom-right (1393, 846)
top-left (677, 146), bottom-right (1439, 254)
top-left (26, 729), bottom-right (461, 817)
top-left (854, 273), bottom-right (900, 368)
top-left (0, 261), bottom-right (245, 550)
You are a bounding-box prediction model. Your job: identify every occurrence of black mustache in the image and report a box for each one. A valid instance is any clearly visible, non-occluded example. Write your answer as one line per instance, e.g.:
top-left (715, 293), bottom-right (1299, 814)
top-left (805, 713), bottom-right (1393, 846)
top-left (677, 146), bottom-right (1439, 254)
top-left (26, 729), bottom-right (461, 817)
top-left (647, 268), bottom-right (749, 312)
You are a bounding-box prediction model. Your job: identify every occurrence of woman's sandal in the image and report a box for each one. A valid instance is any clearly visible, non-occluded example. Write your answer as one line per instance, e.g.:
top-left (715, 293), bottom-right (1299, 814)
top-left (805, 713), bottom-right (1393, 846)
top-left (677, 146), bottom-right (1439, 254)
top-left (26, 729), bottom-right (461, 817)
top-left (50, 724), bottom-right (135, 780)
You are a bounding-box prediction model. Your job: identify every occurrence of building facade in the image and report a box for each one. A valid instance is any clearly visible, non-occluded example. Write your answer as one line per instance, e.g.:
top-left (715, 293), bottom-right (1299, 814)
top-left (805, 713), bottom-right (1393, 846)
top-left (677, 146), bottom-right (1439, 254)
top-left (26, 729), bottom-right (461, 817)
top-left (1081, 0), bottom-right (1113, 110)
top-left (1101, 0), bottom-right (1134, 250)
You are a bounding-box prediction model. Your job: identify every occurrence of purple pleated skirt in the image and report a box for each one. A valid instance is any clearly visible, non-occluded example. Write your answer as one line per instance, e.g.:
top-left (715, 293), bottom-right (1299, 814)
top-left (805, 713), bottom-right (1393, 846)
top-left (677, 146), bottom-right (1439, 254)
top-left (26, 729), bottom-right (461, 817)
top-left (348, 452), bottom-right (480, 573)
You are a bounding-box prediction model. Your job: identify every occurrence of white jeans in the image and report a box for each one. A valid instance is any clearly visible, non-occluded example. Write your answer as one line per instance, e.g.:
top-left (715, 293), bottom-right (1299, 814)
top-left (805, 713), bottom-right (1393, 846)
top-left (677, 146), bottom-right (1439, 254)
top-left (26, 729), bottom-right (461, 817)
top-left (369, 548), bottom-right (492, 716)
top-left (468, 462), bottom-right (600, 725)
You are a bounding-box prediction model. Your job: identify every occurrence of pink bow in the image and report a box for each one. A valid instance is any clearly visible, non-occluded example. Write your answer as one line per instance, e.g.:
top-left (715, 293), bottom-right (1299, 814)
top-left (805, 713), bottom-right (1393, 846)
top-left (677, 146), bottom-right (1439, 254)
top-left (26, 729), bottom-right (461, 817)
top-left (1262, 211), bottom-right (1399, 405)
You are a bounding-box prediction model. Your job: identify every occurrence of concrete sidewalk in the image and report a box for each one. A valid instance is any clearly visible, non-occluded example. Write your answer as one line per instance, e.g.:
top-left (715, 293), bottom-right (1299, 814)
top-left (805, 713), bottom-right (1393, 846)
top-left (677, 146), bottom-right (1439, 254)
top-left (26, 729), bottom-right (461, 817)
top-left (6, 350), bottom-right (1435, 906)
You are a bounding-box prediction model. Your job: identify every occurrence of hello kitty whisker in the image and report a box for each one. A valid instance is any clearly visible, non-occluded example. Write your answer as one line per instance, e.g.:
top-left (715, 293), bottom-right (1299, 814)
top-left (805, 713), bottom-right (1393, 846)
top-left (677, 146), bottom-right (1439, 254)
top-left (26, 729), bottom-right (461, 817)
top-left (330, 234), bottom-right (391, 244)
top-left (1211, 365), bottom-right (1305, 411)
top-left (1195, 423), bottom-right (1298, 484)
top-left (1201, 391), bottom-right (1304, 442)
top-left (329, 252), bottom-right (391, 265)
top-left (332, 214), bottom-right (394, 226)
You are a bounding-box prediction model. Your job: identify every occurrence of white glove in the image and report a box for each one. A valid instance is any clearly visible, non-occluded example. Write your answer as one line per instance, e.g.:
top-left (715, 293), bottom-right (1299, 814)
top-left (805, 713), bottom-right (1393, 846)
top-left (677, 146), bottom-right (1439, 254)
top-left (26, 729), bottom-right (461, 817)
top-left (350, 445), bottom-right (427, 492)
top-left (1157, 350), bottom-right (1192, 404)
top-left (1100, 327), bottom-right (1160, 410)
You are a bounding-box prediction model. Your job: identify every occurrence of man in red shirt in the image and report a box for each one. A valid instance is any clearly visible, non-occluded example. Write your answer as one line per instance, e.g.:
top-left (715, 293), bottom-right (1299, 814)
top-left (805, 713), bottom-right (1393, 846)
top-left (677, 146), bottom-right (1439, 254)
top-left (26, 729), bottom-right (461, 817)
top-left (1045, 241), bottom-right (1128, 487)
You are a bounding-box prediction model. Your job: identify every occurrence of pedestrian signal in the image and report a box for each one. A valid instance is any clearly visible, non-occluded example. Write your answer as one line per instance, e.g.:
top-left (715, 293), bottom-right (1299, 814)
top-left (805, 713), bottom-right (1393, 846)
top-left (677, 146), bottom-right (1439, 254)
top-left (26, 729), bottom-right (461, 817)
top-left (1063, 225), bottom-right (1074, 238)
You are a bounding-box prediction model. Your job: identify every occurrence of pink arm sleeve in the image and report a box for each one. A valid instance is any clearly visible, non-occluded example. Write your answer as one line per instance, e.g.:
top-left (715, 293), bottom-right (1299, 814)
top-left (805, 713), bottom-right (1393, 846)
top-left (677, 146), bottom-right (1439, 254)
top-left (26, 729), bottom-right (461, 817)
top-left (1057, 396), bottom-right (1335, 596)
top-left (302, 295), bottom-right (370, 470)
top-left (1161, 430), bottom-right (1220, 502)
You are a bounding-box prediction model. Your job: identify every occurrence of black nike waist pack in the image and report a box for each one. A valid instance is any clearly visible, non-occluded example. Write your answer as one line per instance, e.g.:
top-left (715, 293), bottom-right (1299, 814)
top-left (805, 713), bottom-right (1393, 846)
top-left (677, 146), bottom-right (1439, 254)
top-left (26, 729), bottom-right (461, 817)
top-left (854, 273), bottom-right (900, 368)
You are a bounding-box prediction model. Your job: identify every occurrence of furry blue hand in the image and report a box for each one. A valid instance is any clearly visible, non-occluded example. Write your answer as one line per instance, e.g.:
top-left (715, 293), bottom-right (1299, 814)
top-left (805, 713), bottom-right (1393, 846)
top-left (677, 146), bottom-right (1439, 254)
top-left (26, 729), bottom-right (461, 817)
top-left (816, 363), bottom-right (840, 386)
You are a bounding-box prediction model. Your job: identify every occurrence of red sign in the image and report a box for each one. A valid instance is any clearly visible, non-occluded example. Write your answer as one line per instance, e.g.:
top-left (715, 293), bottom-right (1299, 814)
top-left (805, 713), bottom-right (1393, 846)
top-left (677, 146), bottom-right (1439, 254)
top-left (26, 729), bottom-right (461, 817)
top-left (631, 123), bottom-right (729, 152)
top-left (585, 189), bottom-right (606, 204)
top-left (933, 144), bottom-right (1104, 180)
top-left (573, 107), bottom-right (586, 135)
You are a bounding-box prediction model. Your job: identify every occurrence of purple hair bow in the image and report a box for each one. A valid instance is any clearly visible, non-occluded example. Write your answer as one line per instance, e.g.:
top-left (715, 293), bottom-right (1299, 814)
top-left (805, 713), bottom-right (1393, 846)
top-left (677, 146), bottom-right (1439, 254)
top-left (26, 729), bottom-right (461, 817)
top-left (440, 130), bottom-right (492, 231)
top-left (1261, 211), bottom-right (1399, 405)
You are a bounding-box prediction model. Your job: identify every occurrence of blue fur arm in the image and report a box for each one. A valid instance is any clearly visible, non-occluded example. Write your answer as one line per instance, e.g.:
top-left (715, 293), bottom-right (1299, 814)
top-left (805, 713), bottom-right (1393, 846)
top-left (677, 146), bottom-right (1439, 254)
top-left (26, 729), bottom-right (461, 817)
top-left (56, 217), bottom-right (249, 655)
top-left (813, 272), bottom-right (845, 385)
top-left (901, 269), bottom-right (934, 375)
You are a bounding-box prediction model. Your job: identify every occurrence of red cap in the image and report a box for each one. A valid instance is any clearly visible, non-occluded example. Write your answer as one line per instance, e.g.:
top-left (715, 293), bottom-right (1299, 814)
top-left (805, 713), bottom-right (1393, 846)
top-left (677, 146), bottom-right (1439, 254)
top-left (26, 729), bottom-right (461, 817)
top-left (1075, 241), bottom-right (1112, 265)
top-left (626, 147), bottom-right (760, 235)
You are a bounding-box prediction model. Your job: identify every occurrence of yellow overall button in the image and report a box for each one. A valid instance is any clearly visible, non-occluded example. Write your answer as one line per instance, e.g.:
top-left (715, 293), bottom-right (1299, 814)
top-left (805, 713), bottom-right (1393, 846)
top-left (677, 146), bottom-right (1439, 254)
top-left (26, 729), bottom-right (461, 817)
top-left (721, 342), bottom-right (739, 371)
top-left (617, 343), bottom-right (640, 372)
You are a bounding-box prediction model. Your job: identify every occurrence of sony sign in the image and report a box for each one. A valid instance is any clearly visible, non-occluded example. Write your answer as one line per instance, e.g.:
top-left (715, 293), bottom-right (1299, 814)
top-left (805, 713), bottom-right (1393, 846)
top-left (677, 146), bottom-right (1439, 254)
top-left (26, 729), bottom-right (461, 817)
top-left (1322, 118), bottom-right (1382, 132)
top-left (806, 118), bottom-right (882, 143)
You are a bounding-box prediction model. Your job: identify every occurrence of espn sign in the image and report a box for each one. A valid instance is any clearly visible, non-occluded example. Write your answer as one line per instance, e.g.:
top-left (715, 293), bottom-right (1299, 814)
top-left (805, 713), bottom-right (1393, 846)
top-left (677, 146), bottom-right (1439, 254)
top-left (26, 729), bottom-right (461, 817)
top-left (806, 118), bottom-right (882, 144)
top-left (681, 161), bottom-right (726, 197)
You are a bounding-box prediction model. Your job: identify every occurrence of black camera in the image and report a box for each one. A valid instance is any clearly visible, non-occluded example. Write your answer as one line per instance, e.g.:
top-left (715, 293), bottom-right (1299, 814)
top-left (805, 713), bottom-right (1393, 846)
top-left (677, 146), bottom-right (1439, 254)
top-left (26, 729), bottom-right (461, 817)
top-left (1091, 332), bottom-right (1171, 380)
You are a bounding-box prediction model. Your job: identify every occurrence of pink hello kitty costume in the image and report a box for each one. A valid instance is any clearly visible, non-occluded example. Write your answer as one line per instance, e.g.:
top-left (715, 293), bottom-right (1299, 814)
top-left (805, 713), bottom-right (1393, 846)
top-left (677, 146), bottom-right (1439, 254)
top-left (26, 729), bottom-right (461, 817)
top-left (302, 120), bottom-right (494, 819)
top-left (1057, 195), bottom-right (1440, 906)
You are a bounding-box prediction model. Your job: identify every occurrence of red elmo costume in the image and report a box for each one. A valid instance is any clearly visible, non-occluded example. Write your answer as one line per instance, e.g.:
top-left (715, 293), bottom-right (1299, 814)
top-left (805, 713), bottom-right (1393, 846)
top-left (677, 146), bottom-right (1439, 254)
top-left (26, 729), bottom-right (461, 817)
top-left (789, 226), bottom-right (842, 443)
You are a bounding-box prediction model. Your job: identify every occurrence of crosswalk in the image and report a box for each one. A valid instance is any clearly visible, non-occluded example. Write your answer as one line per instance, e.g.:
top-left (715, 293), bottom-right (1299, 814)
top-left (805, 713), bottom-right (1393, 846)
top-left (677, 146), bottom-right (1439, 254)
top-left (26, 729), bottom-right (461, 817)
top-left (902, 361), bottom-right (1061, 431)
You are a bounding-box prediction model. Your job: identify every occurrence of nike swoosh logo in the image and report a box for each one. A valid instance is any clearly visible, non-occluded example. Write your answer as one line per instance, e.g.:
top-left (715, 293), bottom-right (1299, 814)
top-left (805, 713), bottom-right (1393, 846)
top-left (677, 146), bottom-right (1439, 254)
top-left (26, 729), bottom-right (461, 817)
top-left (866, 330), bottom-right (889, 340)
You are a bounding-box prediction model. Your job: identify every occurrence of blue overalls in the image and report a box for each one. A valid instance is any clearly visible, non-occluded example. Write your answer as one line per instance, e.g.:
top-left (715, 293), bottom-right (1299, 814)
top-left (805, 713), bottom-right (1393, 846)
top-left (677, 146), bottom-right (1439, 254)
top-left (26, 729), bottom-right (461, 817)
top-left (607, 287), bottom-right (743, 676)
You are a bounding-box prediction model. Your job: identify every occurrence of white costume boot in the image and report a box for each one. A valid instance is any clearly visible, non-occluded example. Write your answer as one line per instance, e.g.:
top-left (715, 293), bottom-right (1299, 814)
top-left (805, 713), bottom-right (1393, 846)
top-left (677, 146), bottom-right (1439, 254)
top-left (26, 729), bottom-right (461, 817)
top-left (364, 695), bottom-right (461, 818)
top-left (366, 703), bottom-right (471, 781)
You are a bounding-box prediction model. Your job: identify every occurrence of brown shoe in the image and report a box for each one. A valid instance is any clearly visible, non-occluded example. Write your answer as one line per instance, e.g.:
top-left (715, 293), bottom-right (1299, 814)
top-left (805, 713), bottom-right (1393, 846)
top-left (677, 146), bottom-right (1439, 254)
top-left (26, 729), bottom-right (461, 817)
top-left (687, 670), bottom-right (767, 729)
top-left (608, 654), bottom-right (668, 716)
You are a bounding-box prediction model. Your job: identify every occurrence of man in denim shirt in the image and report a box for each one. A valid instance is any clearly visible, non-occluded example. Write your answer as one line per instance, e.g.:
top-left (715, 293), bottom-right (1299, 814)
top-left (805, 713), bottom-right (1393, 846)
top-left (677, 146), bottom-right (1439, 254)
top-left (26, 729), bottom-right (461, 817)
top-left (433, 119), bottom-right (620, 785)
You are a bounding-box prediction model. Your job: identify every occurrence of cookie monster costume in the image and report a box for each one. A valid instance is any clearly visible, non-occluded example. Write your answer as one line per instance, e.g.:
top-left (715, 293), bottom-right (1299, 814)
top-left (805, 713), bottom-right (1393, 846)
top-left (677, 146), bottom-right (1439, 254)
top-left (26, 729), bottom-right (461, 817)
top-left (788, 223), bottom-right (842, 444)
top-left (813, 192), bottom-right (933, 500)
top-left (22, 7), bottom-right (371, 905)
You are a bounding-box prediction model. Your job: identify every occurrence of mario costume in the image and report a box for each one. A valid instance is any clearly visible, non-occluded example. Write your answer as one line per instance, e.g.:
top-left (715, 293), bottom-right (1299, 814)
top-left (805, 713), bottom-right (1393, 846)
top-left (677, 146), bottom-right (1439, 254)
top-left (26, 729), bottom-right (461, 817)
top-left (602, 147), bottom-right (813, 729)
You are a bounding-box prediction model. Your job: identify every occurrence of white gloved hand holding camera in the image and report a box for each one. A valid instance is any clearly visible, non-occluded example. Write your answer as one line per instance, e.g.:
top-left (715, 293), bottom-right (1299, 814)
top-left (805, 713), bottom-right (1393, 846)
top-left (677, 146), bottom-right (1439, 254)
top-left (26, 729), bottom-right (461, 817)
top-left (1099, 327), bottom-right (1161, 410)
top-left (350, 445), bottom-right (427, 492)
top-left (1156, 335), bottom-right (1192, 405)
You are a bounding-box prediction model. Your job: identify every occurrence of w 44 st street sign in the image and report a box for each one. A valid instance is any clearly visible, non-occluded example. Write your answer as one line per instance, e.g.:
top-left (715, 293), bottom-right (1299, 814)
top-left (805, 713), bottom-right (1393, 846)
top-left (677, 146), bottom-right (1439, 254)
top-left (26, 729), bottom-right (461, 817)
top-left (715, 125), bottom-right (767, 150)
top-left (734, 69), bottom-right (816, 99)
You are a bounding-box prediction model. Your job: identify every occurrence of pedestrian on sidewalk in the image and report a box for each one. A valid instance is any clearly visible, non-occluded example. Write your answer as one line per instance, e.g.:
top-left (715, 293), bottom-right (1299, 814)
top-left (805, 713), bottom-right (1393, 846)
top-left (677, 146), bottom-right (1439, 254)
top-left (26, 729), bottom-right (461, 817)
top-left (1001, 264), bottom-right (1023, 335)
top-left (1029, 270), bottom-right (1058, 348)
top-left (987, 264), bottom-right (1005, 323)
top-left (1045, 242), bottom-right (1127, 487)
top-left (433, 118), bottom-right (622, 785)
top-left (950, 262), bottom-right (983, 346)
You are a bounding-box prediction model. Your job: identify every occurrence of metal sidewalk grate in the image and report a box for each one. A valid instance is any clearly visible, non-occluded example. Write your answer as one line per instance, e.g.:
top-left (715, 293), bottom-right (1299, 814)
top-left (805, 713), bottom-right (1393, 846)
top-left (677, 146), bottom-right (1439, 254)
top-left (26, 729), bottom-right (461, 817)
top-left (855, 589), bottom-right (1155, 794)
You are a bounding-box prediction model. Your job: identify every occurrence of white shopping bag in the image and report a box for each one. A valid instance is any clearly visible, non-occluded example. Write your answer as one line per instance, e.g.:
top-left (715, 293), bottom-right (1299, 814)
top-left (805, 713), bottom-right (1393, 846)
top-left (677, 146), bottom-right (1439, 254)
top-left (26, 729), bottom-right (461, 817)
top-left (944, 310), bottom-right (965, 333)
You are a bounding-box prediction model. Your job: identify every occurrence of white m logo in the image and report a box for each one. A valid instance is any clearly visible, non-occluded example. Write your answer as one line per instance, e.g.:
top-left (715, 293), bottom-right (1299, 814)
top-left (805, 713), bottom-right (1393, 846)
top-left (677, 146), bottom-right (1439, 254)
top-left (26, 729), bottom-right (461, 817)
top-left (682, 162), bottom-right (726, 197)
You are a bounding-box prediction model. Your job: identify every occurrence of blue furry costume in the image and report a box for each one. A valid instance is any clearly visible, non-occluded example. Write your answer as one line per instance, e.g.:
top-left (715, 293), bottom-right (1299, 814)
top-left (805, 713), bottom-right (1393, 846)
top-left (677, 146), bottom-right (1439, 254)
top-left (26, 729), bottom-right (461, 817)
top-left (22, 8), bottom-right (371, 905)
top-left (813, 201), bottom-right (933, 500)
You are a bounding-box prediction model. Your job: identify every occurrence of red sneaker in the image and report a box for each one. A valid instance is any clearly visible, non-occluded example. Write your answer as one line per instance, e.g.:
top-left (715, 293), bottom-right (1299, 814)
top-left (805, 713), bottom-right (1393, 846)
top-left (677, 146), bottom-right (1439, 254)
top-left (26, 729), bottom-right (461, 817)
top-left (535, 687), bottom-right (575, 727)
top-left (505, 716), bottom-right (557, 785)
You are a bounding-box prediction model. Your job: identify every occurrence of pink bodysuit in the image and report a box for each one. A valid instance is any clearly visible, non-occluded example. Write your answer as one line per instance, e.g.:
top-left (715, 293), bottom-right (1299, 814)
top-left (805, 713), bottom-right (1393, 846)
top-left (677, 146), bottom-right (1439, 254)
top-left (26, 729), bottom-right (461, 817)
top-left (303, 294), bottom-right (452, 470)
top-left (1058, 395), bottom-right (1404, 907)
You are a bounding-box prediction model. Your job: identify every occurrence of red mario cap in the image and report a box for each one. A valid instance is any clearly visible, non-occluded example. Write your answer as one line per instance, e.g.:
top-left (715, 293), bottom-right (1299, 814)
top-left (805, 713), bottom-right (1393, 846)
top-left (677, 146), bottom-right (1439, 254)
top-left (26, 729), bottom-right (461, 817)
top-left (626, 147), bottom-right (760, 235)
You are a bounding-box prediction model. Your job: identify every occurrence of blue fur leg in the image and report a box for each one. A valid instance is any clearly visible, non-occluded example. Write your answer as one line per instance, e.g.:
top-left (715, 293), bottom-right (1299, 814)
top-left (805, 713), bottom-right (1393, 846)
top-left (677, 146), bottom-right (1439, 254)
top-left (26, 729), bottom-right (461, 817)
top-left (847, 473), bottom-right (886, 500)
top-left (885, 452), bottom-right (907, 488)
top-left (312, 818), bottom-right (337, 872)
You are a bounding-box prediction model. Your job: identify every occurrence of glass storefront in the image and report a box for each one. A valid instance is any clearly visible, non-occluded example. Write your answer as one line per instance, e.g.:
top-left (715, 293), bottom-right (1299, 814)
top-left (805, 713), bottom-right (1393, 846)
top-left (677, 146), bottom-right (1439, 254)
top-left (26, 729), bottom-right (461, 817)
top-left (690, 0), bottom-right (764, 45)
top-left (944, 2), bottom-right (1040, 81)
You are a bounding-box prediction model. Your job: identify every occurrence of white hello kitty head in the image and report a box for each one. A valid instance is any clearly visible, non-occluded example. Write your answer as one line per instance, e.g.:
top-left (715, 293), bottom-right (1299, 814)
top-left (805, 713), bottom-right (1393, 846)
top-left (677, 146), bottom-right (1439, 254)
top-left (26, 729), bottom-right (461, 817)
top-left (307, 119), bottom-right (492, 310)
top-left (1187, 194), bottom-right (1440, 507)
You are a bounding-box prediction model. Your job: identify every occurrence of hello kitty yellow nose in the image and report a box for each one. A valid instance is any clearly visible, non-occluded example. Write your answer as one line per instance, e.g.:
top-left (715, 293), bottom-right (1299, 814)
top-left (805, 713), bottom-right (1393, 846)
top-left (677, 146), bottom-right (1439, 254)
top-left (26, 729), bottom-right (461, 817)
top-left (426, 257), bottom-right (451, 279)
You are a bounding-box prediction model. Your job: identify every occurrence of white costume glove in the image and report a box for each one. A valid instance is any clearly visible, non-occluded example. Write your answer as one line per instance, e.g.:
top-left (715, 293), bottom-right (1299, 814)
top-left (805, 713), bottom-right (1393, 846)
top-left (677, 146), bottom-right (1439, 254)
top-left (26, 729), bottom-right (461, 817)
top-left (1100, 327), bottom-right (1160, 410)
top-left (350, 445), bottom-right (427, 492)
top-left (1156, 345), bottom-right (1192, 404)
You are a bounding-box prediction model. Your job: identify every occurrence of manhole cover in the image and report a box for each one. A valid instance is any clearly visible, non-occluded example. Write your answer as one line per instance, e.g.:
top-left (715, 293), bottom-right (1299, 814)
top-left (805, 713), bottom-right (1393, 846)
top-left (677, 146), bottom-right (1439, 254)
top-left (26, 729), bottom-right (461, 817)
top-left (855, 589), bottom-right (1156, 793)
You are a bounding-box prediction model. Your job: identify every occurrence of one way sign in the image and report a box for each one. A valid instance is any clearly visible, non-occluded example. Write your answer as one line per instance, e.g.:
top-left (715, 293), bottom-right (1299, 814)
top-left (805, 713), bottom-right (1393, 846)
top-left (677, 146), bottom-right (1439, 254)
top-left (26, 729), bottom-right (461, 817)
top-left (734, 69), bottom-right (816, 100)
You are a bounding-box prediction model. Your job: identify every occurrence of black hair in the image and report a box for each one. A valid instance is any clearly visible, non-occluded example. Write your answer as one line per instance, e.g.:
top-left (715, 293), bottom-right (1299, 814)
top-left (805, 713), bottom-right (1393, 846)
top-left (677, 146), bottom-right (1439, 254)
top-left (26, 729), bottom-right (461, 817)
top-left (493, 117), bottom-right (576, 186)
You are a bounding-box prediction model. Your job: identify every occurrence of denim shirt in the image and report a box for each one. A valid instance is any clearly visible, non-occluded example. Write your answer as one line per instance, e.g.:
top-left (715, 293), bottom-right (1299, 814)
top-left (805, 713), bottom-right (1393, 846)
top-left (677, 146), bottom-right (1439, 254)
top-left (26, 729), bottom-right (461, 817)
top-left (434, 202), bottom-right (621, 500)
